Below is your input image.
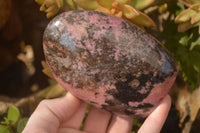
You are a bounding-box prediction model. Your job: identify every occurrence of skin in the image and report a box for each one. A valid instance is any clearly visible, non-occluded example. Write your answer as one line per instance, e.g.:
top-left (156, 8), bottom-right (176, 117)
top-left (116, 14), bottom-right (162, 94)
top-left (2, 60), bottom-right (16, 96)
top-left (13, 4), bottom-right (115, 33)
top-left (22, 92), bottom-right (171, 133)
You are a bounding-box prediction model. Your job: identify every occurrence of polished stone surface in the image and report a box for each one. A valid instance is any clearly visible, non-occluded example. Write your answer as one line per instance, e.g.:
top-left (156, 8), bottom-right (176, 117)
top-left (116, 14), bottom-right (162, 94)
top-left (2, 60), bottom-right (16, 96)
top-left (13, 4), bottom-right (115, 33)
top-left (43, 11), bottom-right (178, 118)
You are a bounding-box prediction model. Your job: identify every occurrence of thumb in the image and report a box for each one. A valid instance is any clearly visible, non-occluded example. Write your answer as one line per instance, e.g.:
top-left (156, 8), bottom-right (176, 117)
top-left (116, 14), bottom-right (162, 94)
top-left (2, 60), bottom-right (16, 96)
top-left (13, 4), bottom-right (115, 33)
top-left (23, 92), bottom-right (81, 133)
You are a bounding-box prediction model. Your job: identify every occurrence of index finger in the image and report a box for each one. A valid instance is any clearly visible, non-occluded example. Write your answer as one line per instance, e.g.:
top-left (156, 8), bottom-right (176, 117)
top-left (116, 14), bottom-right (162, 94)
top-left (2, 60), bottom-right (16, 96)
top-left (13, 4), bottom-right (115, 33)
top-left (138, 95), bottom-right (171, 133)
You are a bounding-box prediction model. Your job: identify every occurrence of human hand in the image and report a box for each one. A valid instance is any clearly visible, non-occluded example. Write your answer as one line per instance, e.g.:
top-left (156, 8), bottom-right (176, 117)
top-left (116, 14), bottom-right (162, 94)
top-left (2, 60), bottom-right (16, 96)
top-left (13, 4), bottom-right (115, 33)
top-left (22, 92), bottom-right (171, 133)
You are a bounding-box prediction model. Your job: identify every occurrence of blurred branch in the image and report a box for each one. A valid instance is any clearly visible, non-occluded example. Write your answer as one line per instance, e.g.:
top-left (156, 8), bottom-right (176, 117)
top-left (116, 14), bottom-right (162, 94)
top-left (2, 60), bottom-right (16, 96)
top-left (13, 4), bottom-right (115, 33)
top-left (0, 83), bottom-right (65, 116)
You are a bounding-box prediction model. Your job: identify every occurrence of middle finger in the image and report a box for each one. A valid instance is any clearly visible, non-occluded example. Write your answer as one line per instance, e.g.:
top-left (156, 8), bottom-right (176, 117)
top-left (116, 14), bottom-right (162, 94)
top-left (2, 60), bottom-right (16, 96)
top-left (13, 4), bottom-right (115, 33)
top-left (83, 106), bottom-right (112, 133)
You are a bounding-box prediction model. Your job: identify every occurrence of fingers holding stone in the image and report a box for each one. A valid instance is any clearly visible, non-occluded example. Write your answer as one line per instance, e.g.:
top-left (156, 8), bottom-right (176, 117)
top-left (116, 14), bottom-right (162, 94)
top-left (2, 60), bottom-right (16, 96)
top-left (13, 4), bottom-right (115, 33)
top-left (83, 106), bottom-right (112, 133)
top-left (107, 115), bottom-right (133, 133)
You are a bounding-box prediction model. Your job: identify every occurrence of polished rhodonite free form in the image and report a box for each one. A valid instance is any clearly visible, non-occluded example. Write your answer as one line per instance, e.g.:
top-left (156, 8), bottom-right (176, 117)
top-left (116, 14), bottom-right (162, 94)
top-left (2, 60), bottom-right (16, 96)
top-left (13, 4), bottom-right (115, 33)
top-left (43, 11), bottom-right (178, 118)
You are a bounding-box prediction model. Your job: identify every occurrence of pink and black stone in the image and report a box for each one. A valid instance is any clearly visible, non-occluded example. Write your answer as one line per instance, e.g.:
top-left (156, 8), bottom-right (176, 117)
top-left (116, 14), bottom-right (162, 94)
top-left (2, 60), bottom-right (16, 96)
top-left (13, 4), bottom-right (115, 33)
top-left (43, 11), bottom-right (178, 118)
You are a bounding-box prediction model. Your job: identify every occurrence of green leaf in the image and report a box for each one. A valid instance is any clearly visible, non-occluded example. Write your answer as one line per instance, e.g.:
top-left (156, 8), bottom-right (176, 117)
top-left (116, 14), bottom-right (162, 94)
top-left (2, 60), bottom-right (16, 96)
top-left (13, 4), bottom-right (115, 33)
top-left (80, 104), bottom-right (90, 130)
top-left (95, 7), bottom-right (111, 14)
top-left (0, 125), bottom-right (10, 133)
top-left (176, 2), bottom-right (185, 16)
top-left (1, 117), bottom-right (9, 125)
top-left (129, 10), bottom-right (156, 27)
top-left (133, 118), bottom-right (141, 127)
top-left (129, 0), bottom-right (154, 10)
top-left (7, 106), bottom-right (20, 125)
top-left (162, 15), bottom-right (200, 90)
top-left (190, 37), bottom-right (200, 50)
top-left (189, 51), bottom-right (200, 71)
top-left (179, 33), bottom-right (193, 46)
top-left (194, 21), bottom-right (200, 27)
top-left (190, 3), bottom-right (200, 11)
top-left (122, 5), bottom-right (138, 19)
top-left (177, 1), bottom-right (185, 11)
top-left (191, 12), bottom-right (200, 24)
top-left (176, 47), bottom-right (198, 90)
top-left (97, 0), bottom-right (114, 9)
top-left (75, 0), bottom-right (100, 10)
top-left (17, 118), bottom-right (29, 133)
top-left (178, 21), bottom-right (194, 32)
top-left (56, 0), bottom-right (64, 8)
top-left (175, 8), bottom-right (196, 23)
top-left (181, 64), bottom-right (198, 90)
top-left (65, 0), bottom-right (77, 9)
top-left (115, 0), bottom-right (130, 5)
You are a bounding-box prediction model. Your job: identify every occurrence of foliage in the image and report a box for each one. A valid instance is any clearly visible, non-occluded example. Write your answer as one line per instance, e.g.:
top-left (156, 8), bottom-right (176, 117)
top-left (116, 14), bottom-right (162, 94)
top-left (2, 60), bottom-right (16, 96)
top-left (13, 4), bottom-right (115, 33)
top-left (17, 118), bottom-right (29, 133)
top-left (131, 118), bottom-right (142, 133)
top-left (0, 106), bottom-right (28, 133)
top-left (175, 0), bottom-right (200, 34)
top-left (80, 105), bottom-right (91, 130)
top-left (75, 0), bottom-right (156, 28)
top-left (35, 0), bottom-right (64, 18)
top-left (35, 0), bottom-right (156, 28)
top-left (163, 1), bottom-right (200, 90)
